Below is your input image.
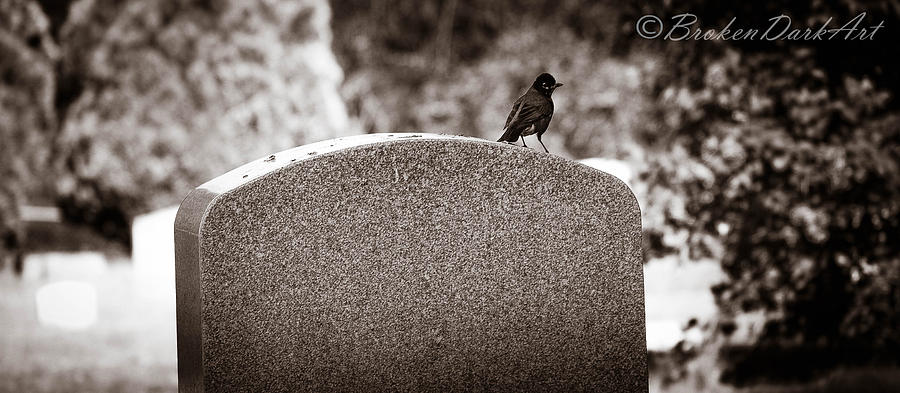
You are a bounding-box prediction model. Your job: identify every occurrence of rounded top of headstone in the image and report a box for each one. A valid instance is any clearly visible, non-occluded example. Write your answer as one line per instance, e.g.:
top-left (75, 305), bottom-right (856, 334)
top-left (191, 133), bottom-right (636, 207)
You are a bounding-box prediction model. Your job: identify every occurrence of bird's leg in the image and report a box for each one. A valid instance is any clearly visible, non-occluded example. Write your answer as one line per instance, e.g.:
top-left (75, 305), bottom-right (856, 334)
top-left (520, 136), bottom-right (528, 148)
top-left (537, 134), bottom-right (549, 153)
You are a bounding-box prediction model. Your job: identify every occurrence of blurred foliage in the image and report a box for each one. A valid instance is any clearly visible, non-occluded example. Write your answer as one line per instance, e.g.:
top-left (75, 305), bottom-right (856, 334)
top-left (331, 0), bottom-right (651, 160)
top-left (634, 0), bottom-right (900, 381)
top-left (0, 0), bottom-right (56, 262)
top-left (0, 0), bottom-right (350, 245)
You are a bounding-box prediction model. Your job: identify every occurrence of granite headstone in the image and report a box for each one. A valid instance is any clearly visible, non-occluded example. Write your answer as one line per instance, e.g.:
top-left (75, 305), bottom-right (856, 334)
top-left (175, 133), bottom-right (647, 392)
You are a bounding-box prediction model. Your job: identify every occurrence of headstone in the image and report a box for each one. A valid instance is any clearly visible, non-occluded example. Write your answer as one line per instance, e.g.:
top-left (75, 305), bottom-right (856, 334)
top-left (133, 206), bottom-right (178, 300)
top-left (175, 133), bottom-right (647, 392)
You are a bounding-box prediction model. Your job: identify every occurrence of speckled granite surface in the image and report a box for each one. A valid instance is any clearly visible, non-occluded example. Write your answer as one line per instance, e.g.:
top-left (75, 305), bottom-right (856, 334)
top-left (175, 133), bottom-right (647, 392)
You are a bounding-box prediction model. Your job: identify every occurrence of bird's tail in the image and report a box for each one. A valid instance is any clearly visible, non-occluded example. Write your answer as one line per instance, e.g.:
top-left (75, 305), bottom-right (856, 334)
top-left (497, 127), bottom-right (515, 142)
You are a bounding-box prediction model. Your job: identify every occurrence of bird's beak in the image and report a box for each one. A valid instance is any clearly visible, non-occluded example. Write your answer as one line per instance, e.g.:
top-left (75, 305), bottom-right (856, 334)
top-left (554, 83), bottom-right (564, 88)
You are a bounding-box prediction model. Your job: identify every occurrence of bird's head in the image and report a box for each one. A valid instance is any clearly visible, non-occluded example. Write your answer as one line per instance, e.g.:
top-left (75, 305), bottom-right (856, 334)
top-left (533, 73), bottom-right (563, 96)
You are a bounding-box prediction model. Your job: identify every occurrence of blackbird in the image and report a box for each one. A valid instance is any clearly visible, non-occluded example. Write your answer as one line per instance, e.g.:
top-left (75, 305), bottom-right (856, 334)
top-left (497, 73), bottom-right (563, 153)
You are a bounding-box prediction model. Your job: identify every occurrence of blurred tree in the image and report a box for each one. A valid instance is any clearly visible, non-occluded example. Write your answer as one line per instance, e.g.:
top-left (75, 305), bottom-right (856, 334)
top-left (0, 0), bottom-right (351, 248)
top-left (0, 0), bottom-right (58, 268)
top-left (636, 0), bottom-right (900, 383)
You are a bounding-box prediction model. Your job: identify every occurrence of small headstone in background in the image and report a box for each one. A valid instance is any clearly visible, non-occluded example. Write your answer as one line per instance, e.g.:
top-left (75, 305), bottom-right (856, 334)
top-left (132, 206), bottom-right (178, 300)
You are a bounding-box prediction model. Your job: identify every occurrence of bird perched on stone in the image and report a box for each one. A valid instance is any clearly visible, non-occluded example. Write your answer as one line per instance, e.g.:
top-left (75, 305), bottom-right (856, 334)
top-left (497, 73), bottom-right (563, 153)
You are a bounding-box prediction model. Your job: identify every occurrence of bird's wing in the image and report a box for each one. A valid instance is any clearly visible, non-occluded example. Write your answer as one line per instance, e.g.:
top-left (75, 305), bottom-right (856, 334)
top-left (508, 96), bottom-right (552, 134)
top-left (503, 95), bottom-right (526, 130)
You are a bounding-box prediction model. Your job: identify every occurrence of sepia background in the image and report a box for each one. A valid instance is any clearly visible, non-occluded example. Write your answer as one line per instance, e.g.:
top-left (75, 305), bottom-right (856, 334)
top-left (1, 0), bottom-right (898, 392)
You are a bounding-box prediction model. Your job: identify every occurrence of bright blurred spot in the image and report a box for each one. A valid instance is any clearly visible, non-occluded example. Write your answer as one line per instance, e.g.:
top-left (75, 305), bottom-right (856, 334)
top-left (18, 205), bottom-right (62, 222)
top-left (35, 281), bottom-right (98, 330)
top-left (645, 320), bottom-right (706, 352)
top-left (644, 257), bottom-right (725, 351)
top-left (716, 221), bottom-right (730, 235)
top-left (579, 157), bottom-right (634, 185)
top-left (132, 206), bottom-right (178, 301)
top-left (646, 320), bottom-right (682, 351)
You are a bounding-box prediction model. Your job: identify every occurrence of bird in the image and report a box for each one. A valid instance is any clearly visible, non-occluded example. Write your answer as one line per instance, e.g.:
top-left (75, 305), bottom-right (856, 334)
top-left (497, 73), bottom-right (563, 153)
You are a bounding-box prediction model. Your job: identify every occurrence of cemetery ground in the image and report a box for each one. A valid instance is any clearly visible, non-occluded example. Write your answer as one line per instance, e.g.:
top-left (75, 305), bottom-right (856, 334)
top-left (0, 257), bottom-right (177, 392)
top-left (1, 215), bottom-right (898, 392)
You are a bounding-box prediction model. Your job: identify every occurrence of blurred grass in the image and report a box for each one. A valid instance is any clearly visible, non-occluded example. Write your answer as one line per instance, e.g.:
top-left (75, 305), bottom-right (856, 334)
top-left (0, 258), bottom-right (176, 393)
top-left (742, 368), bottom-right (900, 393)
top-left (2, 226), bottom-right (896, 392)
top-left (651, 347), bottom-right (900, 393)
